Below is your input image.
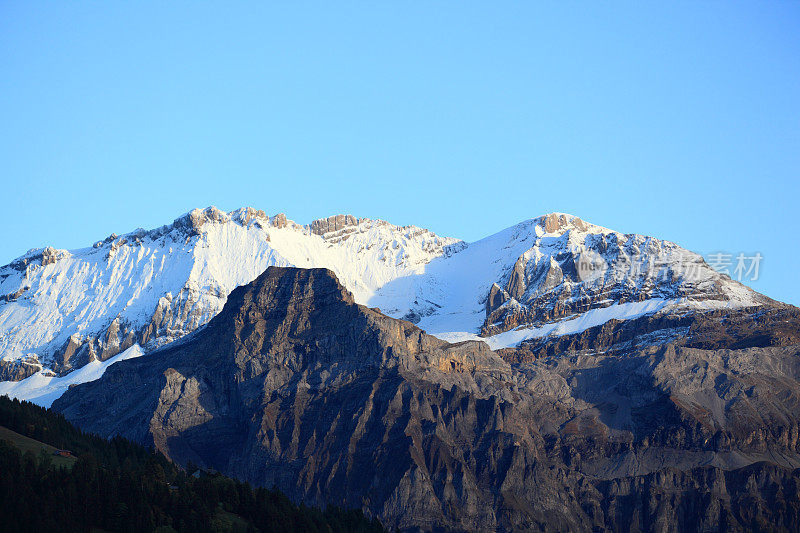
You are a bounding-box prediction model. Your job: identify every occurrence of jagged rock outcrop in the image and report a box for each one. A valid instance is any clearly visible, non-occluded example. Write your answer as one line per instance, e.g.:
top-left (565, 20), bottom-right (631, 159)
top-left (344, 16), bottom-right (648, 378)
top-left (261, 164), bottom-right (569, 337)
top-left (6, 246), bottom-right (69, 273)
top-left (478, 214), bottom-right (771, 336)
top-left (0, 357), bottom-right (40, 381)
top-left (310, 214), bottom-right (360, 235)
top-left (486, 283), bottom-right (511, 315)
top-left (270, 212), bottom-right (288, 228)
top-left (0, 285), bottom-right (28, 303)
top-left (542, 213), bottom-right (587, 233)
top-left (54, 267), bottom-right (800, 531)
top-left (500, 305), bottom-right (800, 363)
top-left (231, 207), bottom-right (269, 226)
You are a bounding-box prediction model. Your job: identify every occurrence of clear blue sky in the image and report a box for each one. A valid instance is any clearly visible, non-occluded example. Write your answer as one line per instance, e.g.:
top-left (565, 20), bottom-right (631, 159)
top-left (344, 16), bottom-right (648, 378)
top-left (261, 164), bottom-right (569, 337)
top-left (1, 2), bottom-right (798, 304)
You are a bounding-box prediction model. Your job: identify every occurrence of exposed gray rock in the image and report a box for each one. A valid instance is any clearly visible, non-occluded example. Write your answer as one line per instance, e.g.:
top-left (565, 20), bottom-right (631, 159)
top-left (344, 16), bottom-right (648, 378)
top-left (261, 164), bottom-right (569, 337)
top-left (501, 305), bottom-right (800, 363)
top-left (486, 283), bottom-right (511, 316)
top-left (6, 247), bottom-right (69, 273)
top-left (267, 212), bottom-right (287, 228)
top-left (56, 334), bottom-right (83, 368)
top-left (231, 207), bottom-right (268, 226)
top-left (1, 285), bottom-right (28, 303)
top-left (310, 214), bottom-right (359, 235)
top-left (40, 247), bottom-right (64, 266)
top-left (542, 213), bottom-right (588, 234)
top-left (0, 357), bottom-right (40, 381)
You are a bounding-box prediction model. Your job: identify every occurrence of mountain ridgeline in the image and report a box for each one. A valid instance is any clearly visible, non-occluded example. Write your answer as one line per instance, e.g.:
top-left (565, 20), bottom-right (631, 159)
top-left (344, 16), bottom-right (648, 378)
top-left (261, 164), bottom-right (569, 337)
top-left (0, 208), bottom-right (770, 387)
top-left (53, 266), bottom-right (800, 531)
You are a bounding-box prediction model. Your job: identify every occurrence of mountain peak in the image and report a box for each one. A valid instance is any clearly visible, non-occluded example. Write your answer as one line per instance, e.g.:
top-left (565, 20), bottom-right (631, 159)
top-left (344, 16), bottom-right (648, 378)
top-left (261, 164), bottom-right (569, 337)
top-left (50, 262), bottom-right (800, 532)
top-left (309, 214), bottom-right (361, 235)
top-left (223, 265), bottom-right (356, 323)
top-left (172, 206), bottom-right (295, 234)
top-left (529, 212), bottom-right (607, 235)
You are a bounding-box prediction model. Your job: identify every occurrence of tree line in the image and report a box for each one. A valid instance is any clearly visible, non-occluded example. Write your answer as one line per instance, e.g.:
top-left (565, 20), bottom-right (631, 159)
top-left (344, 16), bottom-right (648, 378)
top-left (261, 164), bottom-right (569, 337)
top-left (0, 395), bottom-right (385, 533)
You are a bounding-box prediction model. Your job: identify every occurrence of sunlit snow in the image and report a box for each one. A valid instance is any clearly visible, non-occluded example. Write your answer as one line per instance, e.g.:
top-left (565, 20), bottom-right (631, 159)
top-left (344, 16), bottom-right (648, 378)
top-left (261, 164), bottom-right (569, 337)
top-left (0, 344), bottom-right (144, 407)
top-left (433, 299), bottom-right (673, 349)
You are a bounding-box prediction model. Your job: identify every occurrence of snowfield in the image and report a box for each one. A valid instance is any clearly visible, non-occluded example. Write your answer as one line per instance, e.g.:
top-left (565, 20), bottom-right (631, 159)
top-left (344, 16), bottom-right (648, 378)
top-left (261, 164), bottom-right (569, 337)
top-left (433, 298), bottom-right (673, 349)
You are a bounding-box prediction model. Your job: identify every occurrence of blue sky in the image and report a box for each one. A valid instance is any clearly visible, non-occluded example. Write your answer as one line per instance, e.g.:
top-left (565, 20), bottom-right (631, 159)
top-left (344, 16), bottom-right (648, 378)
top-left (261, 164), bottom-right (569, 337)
top-left (1, 2), bottom-right (798, 304)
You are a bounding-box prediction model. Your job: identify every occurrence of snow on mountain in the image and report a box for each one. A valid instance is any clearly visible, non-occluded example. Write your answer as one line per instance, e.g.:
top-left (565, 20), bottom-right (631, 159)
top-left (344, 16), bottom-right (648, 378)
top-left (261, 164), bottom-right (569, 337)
top-left (433, 298), bottom-right (672, 349)
top-left (370, 212), bottom-right (765, 341)
top-left (0, 207), bottom-right (767, 405)
top-left (0, 207), bottom-right (461, 378)
top-left (0, 344), bottom-right (144, 407)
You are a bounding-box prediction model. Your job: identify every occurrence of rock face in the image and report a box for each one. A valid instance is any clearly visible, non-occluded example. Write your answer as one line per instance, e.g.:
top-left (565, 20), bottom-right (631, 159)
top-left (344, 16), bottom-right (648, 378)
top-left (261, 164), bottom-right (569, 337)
top-left (54, 267), bottom-right (800, 531)
top-left (0, 358), bottom-right (40, 381)
top-left (500, 305), bottom-right (800, 363)
top-left (310, 214), bottom-right (359, 235)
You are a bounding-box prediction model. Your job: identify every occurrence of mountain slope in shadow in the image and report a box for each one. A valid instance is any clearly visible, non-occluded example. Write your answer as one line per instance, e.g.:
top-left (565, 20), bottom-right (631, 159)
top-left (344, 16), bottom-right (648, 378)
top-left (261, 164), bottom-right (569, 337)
top-left (54, 267), bottom-right (800, 531)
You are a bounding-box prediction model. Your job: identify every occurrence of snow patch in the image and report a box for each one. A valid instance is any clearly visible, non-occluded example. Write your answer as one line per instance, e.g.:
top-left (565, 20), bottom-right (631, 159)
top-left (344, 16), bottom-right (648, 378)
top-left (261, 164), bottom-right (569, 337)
top-left (0, 344), bottom-right (144, 407)
top-left (433, 299), bottom-right (673, 350)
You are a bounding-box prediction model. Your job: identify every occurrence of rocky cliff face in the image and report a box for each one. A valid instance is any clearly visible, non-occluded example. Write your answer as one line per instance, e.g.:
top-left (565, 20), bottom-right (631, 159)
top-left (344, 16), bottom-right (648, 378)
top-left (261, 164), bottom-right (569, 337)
top-left (309, 214), bottom-right (360, 235)
top-left (53, 266), bottom-right (800, 531)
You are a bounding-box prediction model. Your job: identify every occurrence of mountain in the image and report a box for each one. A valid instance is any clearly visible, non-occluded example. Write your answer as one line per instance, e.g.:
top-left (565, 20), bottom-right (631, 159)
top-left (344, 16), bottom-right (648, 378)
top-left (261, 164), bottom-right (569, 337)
top-left (52, 266), bottom-right (800, 531)
top-left (0, 207), bottom-right (459, 393)
top-left (0, 208), bottom-right (771, 406)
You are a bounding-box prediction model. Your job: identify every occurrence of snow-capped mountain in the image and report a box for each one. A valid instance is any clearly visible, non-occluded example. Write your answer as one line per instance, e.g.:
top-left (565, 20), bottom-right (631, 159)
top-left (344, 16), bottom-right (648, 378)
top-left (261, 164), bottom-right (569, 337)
top-left (391, 212), bottom-right (767, 344)
top-left (0, 207), bottom-right (768, 404)
top-left (0, 207), bottom-right (459, 375)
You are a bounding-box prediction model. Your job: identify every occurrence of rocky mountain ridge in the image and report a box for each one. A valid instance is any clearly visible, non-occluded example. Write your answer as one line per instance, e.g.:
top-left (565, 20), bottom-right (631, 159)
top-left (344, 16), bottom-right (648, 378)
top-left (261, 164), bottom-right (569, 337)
top-left (53, 266), bottom-right (800, 531)
top-left (0, 207), bottom-right (770, 408)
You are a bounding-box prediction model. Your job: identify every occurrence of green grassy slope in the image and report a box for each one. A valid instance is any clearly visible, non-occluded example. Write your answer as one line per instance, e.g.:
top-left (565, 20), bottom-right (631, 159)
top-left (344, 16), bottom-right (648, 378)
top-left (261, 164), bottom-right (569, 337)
top-left (0, 424), bottom-right (77, 469)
